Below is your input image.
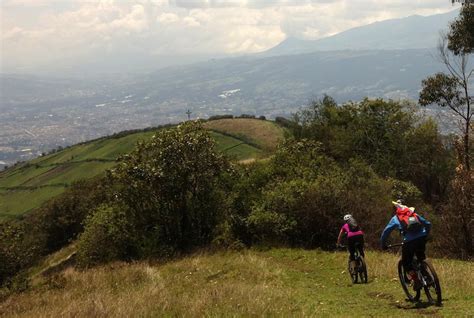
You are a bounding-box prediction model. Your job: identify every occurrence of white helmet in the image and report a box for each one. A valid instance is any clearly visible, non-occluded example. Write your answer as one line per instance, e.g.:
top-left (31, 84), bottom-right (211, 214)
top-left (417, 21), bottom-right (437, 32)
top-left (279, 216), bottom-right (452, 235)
top-left (343, 214), bottom-right (352, 222)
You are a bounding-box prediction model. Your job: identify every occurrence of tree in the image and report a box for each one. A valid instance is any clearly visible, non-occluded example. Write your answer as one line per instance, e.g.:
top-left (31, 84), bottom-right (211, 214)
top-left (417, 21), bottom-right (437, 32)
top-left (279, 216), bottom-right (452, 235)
top-left (448, 3), bottom-right (474, 55)
top-left (451, 0), bottom-right (473, 5)
top-left (107, 122), bottom-right (229, 254)
top-left (291, 97), bottom-right (452, 200)
top-left (419, 34), bottom-right (473, 171)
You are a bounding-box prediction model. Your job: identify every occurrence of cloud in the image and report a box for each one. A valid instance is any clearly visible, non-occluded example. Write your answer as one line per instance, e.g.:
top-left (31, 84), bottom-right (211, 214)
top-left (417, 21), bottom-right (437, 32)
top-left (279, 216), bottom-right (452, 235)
top-left (0, 0), bottom-right (458, 74)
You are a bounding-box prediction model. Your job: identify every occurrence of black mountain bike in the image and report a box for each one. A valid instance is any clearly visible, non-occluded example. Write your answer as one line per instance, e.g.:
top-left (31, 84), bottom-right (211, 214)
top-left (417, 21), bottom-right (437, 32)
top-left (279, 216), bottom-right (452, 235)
top-left (387, 243), bottom-right (442, 306)
top-left (340, 243), bottom-right (368, 284)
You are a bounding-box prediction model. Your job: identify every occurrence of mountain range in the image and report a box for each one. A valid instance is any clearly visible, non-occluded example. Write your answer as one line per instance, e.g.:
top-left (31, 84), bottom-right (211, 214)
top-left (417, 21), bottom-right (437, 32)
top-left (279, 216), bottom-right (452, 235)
top-left (264, 9), bottom-right (459, 56)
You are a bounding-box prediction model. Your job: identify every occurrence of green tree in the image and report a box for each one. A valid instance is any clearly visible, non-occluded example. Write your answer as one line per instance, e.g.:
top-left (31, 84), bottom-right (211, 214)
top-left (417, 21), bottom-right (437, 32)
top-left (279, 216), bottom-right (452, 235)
top-left (291, 98), bottom-right (452, 201)
top-left (106, 122), bottom-right (229, 256)
top-left (448, 3), bottom-right (474, 55)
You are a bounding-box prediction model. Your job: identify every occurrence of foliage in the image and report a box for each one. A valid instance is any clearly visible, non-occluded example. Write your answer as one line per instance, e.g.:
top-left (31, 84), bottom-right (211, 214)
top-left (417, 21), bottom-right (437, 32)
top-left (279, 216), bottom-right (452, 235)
top-left (0, 178), bottom-right (106, 286)
top-left (241, 139), bottom-right (392, 248)
top-left (77, 122), bottom-right (230, 266)
top-left (448, 4), bottom-right (474, 55)
top-left (208, 114), bottom-right (234, 121)
top-left (291, 97), bottom-right (453, 202)
top-left (387, 178), bottom-right (423, 206)
top-left (0, 221), bottom-right (45, 287)
top-left (76, 205), bottom-right (136, 267)
top-left (437, 169), bottom-right (474, 257)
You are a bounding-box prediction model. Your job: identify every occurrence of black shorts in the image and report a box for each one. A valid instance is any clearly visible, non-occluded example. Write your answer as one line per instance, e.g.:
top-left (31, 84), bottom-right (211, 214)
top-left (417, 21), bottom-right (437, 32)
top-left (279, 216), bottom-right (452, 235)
top-left (347, 234), bottom-right (365, 260)
top-left (402, 236), bottom-right (426, 272)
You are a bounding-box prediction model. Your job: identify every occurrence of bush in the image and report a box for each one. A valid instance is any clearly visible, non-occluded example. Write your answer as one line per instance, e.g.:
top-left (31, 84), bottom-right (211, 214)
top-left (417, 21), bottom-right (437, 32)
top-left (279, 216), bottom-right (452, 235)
top-left (238, 139), bottom-right (392, 249)
top-left (97, 122), bottom-right (230, 263)
top-left (238, 114), bottom-right (256, 119)
top-left (77, 205), bottom-right (136, 267)
top-left (208, 114), bottom-right (234, 121)
top-left (0, 178), bottom-right (107, 286)
top-left (436, 169), bottom-right (474, 258)
top-left (275, 116), bottom-right (293, 128)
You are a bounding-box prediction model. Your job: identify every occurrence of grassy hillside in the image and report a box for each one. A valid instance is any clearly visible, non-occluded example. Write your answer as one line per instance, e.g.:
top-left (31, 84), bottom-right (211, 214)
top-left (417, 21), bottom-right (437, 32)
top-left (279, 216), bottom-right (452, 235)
top-left (1, 248), bottom-right (472, 317)
top-left (0, 119), bottom-right (284, 220)
top-left (204, 118), bottom-right (286, 151)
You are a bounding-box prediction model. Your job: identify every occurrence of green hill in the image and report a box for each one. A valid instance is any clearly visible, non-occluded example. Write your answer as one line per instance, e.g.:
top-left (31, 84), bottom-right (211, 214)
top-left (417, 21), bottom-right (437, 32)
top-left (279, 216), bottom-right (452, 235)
top-left (0, 119), bottom-right (283, 220)
top-left (1, 248), bottom-right (471, 317)
top-left (204, 118), bottom-right (286, 151)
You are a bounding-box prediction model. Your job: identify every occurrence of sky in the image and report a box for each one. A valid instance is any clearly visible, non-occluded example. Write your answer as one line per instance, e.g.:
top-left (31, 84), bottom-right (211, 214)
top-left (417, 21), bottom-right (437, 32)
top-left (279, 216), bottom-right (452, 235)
top-left (0, 0), bottom-right (461, 75)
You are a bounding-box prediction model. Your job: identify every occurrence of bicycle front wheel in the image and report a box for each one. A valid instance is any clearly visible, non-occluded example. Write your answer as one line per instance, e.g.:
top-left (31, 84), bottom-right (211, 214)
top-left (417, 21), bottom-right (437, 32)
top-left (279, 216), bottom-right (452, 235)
top-left (358, 256), bottom-right (368, 283)
top-left (398, 259), bottom-right (420, 302)
top-left (421, 260), bottom-right (442, 306)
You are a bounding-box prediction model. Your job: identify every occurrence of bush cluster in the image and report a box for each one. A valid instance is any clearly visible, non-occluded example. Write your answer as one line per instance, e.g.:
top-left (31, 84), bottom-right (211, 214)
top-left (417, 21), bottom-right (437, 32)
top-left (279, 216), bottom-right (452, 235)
top-left (1, 97), bottom-right (470, 288)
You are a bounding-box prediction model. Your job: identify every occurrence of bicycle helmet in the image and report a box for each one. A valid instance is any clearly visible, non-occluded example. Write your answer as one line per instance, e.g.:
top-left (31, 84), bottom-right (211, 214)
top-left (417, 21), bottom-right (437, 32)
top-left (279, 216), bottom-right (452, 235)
top-left (343, 214), bottom-right (352, 222)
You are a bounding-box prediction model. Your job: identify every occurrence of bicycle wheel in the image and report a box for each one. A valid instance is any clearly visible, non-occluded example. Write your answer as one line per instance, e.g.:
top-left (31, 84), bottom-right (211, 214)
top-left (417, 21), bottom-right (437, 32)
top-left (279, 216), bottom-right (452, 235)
top-left (398, 259), bottom-right (420, 302)
top-left (421, 260), bottom-right (442, 306)
top-left (348, 259), bottom-right (358, 283)
top-left (358, 256), bottom-right (368, 283)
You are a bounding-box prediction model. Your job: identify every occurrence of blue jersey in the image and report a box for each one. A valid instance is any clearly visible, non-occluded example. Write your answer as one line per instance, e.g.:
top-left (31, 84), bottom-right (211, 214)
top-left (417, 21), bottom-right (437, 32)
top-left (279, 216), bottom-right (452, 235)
top-left (380, 214), bottom-right (431, 245)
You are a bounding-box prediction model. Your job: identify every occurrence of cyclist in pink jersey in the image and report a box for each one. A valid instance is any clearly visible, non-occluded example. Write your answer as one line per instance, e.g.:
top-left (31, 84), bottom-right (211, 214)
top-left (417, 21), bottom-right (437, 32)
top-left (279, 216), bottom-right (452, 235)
top-left (337, 214), bottom-right (365, 261)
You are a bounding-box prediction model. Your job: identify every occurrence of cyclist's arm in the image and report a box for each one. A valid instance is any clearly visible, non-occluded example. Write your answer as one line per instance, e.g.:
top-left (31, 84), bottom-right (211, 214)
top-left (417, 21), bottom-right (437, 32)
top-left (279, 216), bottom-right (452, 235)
top-left (380, 217), bottom-right (398, 247)
top-left (336, 228), bottom-right (345, 245)
top-left (418, 215), bottom-right (431, 235)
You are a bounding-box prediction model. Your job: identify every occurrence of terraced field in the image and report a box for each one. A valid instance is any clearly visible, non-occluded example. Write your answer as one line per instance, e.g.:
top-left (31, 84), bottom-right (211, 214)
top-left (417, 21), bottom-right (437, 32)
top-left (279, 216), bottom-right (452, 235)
top-left (1, 119), bottom-right (283, 220)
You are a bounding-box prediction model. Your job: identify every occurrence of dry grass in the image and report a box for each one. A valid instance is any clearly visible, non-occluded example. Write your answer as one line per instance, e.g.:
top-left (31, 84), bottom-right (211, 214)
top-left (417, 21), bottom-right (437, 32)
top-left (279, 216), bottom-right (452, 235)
top-left (1, 249), bottom-right (472, 317)
top-left (204, 119), bottom-right (285, 151)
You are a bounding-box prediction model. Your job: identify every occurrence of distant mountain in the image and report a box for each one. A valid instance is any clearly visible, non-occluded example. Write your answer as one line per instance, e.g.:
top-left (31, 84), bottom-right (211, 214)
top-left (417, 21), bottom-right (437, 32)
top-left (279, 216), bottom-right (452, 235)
top-left (133, 49), bottom-right (443, 108)
top-left (265, 9), bottom-right (459, 56)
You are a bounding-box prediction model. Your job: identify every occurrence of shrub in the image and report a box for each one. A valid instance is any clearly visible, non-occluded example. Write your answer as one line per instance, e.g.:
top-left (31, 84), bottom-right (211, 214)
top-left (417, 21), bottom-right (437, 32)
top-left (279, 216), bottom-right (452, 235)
top-left (77, 205), bottom-right (136, 267)
top-left (436, 169), bottom-right (474, 258)
top-left (238, 114), bottom-right (256, 119)
top-left (103, 122), bottom-right (230, 261)
top-left (275, 116), bottom-right (294, 128)
top-left (241, 139), bottom-right (392, 249)
top-left (208, 114), bottom-right (234, 121)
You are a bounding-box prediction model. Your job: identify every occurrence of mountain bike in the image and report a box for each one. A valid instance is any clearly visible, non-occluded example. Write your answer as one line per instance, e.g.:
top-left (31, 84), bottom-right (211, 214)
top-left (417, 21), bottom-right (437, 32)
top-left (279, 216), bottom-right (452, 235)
top-left (387, 243), bottom-right (442, 306)
top-left (339, 243), bottom-right (368, 284)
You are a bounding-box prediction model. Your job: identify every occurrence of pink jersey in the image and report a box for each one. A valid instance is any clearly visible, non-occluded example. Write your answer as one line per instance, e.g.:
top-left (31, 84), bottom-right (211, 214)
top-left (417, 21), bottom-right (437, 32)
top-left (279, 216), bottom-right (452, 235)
top-left (341, 223), bottom-right (364, 238)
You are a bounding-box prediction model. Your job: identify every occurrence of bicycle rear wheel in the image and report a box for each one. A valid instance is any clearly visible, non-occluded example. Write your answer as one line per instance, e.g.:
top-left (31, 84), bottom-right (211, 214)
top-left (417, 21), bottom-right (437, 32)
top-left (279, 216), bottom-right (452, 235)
top-left (348, 259), bottom-right (358, 283)
top-left (421, 260), bottom-right (442, 306)
top-left (398, 259), bottom-right (420, 302)
top-left (358, 256), bottom-right (368, 283)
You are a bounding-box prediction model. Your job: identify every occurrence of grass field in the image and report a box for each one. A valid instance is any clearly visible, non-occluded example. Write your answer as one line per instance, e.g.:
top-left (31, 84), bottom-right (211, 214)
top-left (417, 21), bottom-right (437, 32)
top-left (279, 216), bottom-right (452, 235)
top-left (1, 248), bottom-right (472, 317)
top-left (0, 120), bottom-right (271, 220)
top-left (204, 118), bottom-right (286, 151)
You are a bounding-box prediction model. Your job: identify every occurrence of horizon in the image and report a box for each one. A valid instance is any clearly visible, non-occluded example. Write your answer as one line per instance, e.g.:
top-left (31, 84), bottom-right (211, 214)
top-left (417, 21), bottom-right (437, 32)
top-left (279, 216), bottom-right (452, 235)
top-left (0, 0), bottom-right (461, 76)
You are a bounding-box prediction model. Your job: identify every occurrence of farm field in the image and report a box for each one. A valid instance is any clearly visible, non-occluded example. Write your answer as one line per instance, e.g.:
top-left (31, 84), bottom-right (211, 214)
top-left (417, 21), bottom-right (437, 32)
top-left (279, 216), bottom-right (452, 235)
top-left (0, 119), bottom-right (282, 220)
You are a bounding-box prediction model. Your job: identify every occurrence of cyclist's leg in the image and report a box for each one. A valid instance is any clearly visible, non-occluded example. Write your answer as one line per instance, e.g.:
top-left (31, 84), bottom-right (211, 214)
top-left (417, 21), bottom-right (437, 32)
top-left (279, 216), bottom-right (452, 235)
top-left (414, 236), bottom-right (427, 262)
top-left (402, 240), bottom-right (416, 273)
top-left (403, 240), bottom-right (422, 290)
top-left (357, 235), bottom-right (365, 258)
top-left (347, 236), bottom-right (356, 261)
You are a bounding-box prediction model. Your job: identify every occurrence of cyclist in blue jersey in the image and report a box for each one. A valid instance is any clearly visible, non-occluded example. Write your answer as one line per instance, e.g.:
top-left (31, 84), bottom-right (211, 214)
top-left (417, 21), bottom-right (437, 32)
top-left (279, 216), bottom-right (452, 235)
top-left (380, 201), bottom-right (431, 291)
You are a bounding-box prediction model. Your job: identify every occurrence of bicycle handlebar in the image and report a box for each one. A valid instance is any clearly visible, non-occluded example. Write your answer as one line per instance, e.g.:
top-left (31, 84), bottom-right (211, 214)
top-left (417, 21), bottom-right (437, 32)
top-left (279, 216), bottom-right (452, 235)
top-left (386, 243), bottom-right (404, 248)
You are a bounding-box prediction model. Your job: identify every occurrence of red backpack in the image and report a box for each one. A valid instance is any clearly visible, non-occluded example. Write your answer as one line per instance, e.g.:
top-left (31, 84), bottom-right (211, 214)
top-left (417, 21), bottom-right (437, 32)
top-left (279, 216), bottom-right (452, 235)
top-left (396, 207), bottom-right (422, 233)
